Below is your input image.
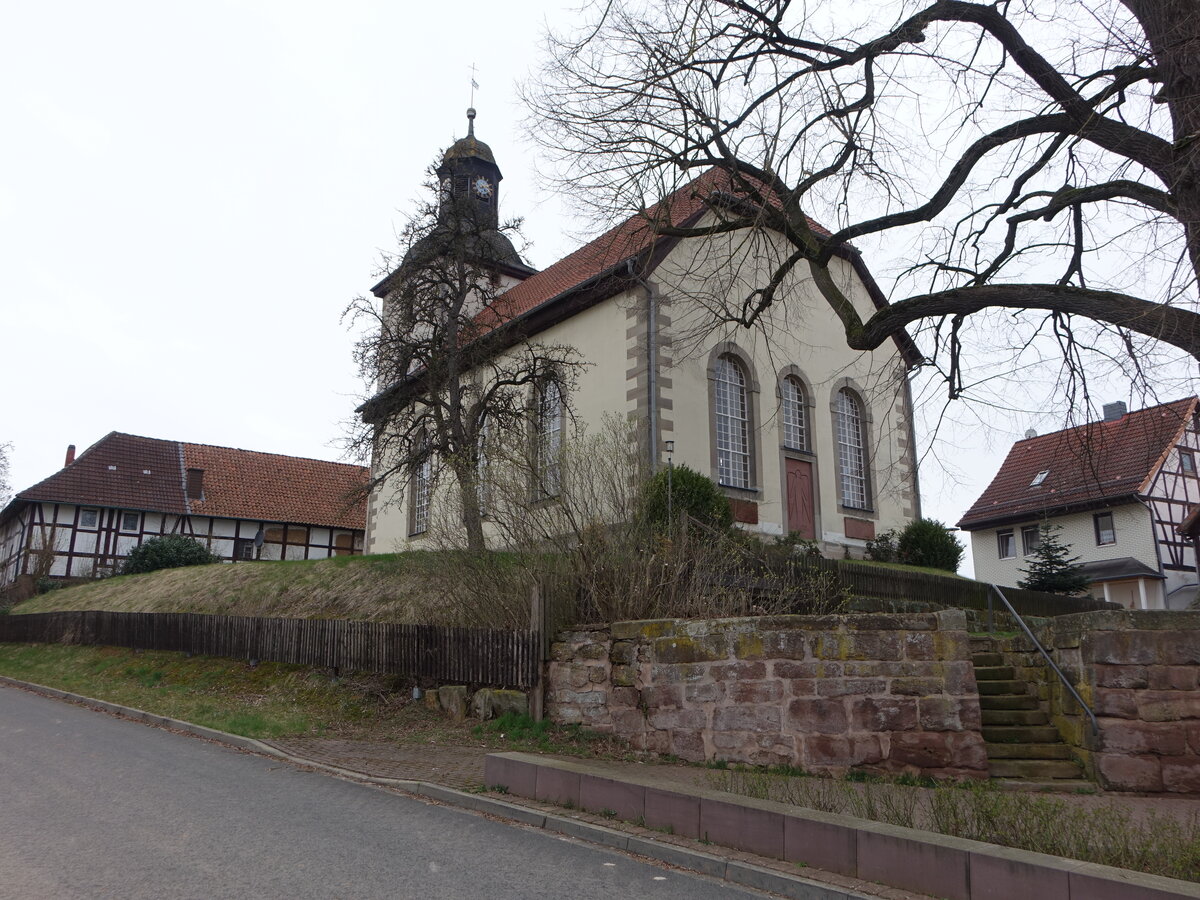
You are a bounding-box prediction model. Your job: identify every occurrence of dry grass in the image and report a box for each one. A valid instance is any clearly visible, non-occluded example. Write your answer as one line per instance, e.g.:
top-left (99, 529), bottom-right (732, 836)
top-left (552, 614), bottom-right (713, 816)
top-left (12, 554), bottom-right (449, 622)
top-left (711, 768), bottom-right (1200, 882)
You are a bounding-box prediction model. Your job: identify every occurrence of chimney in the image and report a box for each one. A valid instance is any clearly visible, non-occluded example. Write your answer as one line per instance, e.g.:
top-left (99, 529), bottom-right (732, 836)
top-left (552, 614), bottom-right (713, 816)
top-left (64, 444), bottom-right (76, 467)
top-left (1103, 401), bottom-right (1128, 422)
top-left (186, 468), bottom-right (204, 500)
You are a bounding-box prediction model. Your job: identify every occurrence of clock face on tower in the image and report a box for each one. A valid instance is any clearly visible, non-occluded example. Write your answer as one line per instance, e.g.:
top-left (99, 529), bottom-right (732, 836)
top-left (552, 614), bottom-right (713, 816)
top-left (472, 176), bottom-right (493, 200)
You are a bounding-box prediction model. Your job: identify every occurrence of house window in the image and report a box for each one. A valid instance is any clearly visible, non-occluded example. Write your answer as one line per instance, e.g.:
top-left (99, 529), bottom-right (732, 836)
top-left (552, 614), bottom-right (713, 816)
top-left (1021, 525), bottom-right (1041, 556)
top-left (1095, 512), bottom-right (1116, 545)
top-left (79, 509), bottom-right (99, 529)
top-left (1182, 451), bottom-right (1196, 475)
top-left (997, 530), bottom-right (1016, 559)
top-left (535, 380), bottom-right (563, 497)
top-left (714, 356), bottom-right (751, 488)
top-left (410, 447), bottom-right (432, 535)
top-left (835, 388), bottom-right (869, 509)
top-left (120, 511), bottom-right (140, 533)
top-left (781, 376), bottom-right (808, 451)
top-left (233, 538), bottom-right (256, 561)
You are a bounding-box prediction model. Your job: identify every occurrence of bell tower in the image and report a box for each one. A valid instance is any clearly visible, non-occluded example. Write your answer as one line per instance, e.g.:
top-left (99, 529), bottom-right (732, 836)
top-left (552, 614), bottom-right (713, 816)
top-left (436, 108), bottom-right (502, 230)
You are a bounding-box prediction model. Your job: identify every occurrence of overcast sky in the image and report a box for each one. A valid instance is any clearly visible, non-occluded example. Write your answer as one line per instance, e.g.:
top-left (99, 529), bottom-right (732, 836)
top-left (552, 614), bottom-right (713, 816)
top-left (3, 1), bottom-right (1192, 574)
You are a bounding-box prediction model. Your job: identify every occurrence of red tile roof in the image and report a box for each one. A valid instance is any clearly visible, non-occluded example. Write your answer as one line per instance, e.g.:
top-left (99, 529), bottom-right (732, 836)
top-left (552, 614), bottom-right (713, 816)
top-left (8, 432), bottom-right (367, 530)
top-left (476, 168), bottom-right (833, 330)
top-left (957, 398), bottom-right (1197, 529)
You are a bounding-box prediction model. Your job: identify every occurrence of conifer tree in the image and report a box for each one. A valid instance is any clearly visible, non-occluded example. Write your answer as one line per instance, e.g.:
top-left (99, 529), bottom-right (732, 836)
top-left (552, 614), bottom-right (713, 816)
top-left (1018, 523), bottom-right (1090, 595)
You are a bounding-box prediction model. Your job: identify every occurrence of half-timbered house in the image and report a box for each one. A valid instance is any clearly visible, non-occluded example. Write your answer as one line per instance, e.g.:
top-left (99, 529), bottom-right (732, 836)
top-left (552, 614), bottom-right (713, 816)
top-left (958, 398), bottom-right (1200, 609)
top-left (0, 432), bottom-right (367, 594)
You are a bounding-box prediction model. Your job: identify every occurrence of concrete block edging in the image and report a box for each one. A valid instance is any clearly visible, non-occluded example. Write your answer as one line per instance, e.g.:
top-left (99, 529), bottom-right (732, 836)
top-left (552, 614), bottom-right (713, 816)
top-left (484, 752), bottom-right (1200, 900)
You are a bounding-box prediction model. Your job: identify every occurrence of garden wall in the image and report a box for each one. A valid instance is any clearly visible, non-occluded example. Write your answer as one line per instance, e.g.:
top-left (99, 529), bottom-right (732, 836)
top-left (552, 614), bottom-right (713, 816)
top-left (1000, 610), bottom-right (1200, 793)
top-left (548, 610), bottom-right (988, 778)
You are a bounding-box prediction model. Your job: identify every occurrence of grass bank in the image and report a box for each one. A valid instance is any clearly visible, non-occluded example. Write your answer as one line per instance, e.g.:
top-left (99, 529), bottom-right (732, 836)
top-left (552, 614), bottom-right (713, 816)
top-left (0, 642), bottom-right (623, 760)
top-left (9, 552), bottom-right (508, 623)
top-left (710, 767), bottom-right (1200, 883)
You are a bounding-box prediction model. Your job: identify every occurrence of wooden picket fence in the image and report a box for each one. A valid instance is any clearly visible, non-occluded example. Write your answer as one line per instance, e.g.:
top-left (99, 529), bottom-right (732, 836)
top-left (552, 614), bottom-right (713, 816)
top-left (0, 611), bottom-right (540, 688)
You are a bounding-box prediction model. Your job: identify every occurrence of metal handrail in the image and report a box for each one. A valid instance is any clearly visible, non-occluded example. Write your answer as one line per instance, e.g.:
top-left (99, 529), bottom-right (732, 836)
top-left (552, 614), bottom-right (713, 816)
top-left (988, 584), bottom-right (1099, 737)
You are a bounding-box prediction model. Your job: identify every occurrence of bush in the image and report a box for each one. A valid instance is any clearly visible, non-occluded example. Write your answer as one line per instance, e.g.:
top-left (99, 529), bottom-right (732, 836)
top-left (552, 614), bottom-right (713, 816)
top-left (120, 535), bottom-right (220, 576)
top-left (865, 528), bottom-right (900, 563)
top-left (895, 519), bottom-right (964, 573)
top-left (639, 464), bottom-right (733, 533)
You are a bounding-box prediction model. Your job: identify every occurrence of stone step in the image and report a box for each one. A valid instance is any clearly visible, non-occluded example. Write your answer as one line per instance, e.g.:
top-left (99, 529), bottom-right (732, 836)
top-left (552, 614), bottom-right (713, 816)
top-left (982, 708), bottom-right (1050, 726)
top-left (979, 694), bottom-right (1040, 711)
top-left (970, 636), bottom-right (999, 652)
top-left (972, 652), bottom-right (1004, 667)
top-left (989, 758), bottom-right (1083, 780)
top-left (983, 725), bottom-right (1062, 743)
top-left (992, 779), bottom-right (1094, 793)
top-left (978, 680), bottom-right (1027, 695)
top-left (985, 742), bottom-right (1073, 760)
top-left (974, 665), bottom-right (1016, 681)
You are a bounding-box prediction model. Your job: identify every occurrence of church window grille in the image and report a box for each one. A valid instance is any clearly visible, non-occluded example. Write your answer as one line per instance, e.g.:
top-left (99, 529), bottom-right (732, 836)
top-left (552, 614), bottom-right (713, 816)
top-left (715, 356), bottom-right (751, 488)
top-left (781, 376), bottom-right (809, 451)
top-left (835, 388), bottom-right (869, 509)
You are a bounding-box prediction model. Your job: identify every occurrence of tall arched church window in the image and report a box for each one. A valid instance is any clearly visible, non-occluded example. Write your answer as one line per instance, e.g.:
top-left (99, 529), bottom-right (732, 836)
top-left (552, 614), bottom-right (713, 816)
top-left (781, 376), bottom-right (809, 451)
top-left (410, 440), bottom-right (432, 535)
top-left (715, 356), bottom-right (752, 488)
top-left (536, 380), bottom-right (563, 497)
top-left (835, 388), bottom-right (869, 509)
top-left (476, 415), bottom-right (490, 516)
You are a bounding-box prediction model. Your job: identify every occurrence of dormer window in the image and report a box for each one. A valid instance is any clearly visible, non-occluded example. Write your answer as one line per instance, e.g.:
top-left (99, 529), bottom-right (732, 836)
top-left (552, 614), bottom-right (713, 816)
top-left (1030, 470), bottom-right (1049, 487)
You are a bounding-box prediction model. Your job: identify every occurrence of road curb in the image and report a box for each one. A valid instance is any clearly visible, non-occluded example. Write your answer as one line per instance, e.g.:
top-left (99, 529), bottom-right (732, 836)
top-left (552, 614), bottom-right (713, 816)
top-left (0, 675), bottom-right (873, 899)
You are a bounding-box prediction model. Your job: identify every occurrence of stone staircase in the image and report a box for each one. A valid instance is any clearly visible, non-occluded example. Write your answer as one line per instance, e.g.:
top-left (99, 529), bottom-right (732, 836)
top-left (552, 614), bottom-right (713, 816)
top-left (971, 636), bottom-right (1090, 790)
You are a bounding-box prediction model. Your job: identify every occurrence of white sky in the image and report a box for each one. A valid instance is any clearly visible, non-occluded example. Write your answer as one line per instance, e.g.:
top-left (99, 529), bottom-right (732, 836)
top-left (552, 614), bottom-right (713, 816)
top-left (3, 1), bottom-right (1191, 575)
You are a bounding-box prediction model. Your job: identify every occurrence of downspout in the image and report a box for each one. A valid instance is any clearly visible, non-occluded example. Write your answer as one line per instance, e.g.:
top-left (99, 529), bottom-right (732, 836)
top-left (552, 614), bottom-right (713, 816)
top-left (627, 259), bottom-right (660, 473)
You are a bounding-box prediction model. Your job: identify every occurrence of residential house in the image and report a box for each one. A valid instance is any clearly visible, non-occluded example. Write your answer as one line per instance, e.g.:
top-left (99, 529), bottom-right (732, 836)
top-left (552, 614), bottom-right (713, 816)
top-left (0, 432), bottom-right (367, 593)
top-left (362, 111), bottom-right (922, 554)
top-left (957, 398), bottom-right (1200, 609)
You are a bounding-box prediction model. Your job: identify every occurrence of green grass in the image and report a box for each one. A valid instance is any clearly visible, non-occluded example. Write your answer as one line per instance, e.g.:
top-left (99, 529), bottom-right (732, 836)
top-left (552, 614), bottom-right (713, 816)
top-left (850, 558), bottom-right (969, 579)
top-left (470, 711), bottom-right (618, 757)
top-left (0, 642), bottom-right (391, 739)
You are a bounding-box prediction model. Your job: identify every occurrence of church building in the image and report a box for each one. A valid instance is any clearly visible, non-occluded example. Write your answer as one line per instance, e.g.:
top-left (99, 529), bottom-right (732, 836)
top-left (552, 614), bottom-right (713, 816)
top-left (360, 110), bottom-right (922, 554)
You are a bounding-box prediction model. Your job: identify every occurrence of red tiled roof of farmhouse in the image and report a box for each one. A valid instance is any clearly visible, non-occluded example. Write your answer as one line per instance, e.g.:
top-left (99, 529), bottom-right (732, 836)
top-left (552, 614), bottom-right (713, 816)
top-left (9, 432), bottom-right (367, 530)
top-left (957, 398), bottom-right (1198, 530)
top-left (475, 168), bottom-right (834, 330)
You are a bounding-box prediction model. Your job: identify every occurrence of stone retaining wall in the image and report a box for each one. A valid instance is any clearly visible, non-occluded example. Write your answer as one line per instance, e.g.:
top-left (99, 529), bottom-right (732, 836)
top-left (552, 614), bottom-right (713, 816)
top-left (548, 611), bottom-right (987, 778)
top-left (1001, 610), bottom-right (1200, 793)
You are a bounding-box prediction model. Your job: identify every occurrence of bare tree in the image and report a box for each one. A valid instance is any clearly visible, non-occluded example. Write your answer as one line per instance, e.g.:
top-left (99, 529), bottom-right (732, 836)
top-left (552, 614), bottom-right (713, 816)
top-left (346, 162), bottom-right (582, 551)
top-left (527, 0), bottom-right (1200, 400)
top-left (0, 442), bottom-right (10, 507)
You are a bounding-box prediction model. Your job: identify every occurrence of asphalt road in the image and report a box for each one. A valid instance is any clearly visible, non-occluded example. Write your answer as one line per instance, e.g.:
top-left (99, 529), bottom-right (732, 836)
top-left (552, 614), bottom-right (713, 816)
top-left (0, 685), bottom-right (771, 899)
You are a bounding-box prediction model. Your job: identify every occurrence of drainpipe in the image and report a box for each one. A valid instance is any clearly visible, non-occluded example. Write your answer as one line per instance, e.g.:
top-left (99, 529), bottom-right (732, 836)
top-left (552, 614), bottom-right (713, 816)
top-left (627, 259), bottom-right (660, 473)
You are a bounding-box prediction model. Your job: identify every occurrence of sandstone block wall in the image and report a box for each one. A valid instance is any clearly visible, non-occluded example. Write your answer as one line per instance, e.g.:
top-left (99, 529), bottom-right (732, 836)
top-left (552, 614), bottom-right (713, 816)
top-left (1003, 610), bottom-right (1200, 793)
top-left (548, 611), bottom-right (987, 778)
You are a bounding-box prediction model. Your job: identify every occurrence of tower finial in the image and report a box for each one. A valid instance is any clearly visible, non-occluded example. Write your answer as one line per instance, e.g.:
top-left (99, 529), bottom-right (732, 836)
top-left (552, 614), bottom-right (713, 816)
top-left (466, 106), bottom-right (476, 137)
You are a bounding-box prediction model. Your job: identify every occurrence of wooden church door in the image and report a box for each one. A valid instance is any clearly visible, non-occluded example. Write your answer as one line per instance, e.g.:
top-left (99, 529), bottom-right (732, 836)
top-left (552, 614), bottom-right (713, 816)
top-left (785, 458), bottom-right (816, 540)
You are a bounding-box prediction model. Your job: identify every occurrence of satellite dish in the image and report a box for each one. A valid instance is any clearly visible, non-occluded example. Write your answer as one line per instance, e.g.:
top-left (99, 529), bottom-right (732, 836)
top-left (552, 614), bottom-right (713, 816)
top-left (254, 528), bottom-right (265, 549)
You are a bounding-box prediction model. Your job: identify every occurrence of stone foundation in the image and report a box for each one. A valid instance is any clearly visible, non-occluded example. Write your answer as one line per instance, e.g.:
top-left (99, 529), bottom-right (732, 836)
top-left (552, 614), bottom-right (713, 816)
top-left (1001, 610), bottom-right (1200, 793)
top-left (548, 611), bottom-right (987, 778)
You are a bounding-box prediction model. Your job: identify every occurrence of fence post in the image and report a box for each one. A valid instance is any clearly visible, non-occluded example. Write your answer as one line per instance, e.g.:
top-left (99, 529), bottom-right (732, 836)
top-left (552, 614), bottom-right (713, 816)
top-left (530, 581), bottom-right (547, 722)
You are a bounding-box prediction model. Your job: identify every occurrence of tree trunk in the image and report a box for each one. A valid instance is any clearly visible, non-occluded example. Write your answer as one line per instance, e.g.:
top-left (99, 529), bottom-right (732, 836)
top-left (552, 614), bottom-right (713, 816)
top-left (1123, 0), bottom-right (1200, 283)
top-left (452, 460), bottom-right (488, 552)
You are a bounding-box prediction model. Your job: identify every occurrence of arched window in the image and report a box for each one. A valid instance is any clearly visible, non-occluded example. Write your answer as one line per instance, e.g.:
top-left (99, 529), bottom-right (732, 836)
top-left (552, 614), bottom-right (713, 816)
top-left (410, 440), bottom-right (432, 535)
top-left (536, 380), bottom-right (563, 497)
top-left (781, 376), bottom-right (809, 451)
top-left (835, 388), bottom-right (869, 509)
top-left (714, 355), bottom-right (751, 488)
